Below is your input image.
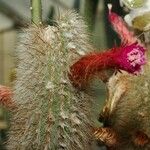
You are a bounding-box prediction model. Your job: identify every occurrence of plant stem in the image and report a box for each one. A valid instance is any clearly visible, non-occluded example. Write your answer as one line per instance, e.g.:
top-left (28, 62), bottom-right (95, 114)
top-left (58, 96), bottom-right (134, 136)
top-left (30, 0), bottom-right (42, 24)
top-left (84, 0), bottom-right (98, 31)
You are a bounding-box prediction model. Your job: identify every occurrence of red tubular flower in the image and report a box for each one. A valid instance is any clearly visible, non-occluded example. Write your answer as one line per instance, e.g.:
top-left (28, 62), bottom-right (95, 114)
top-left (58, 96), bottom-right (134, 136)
top-left (69, 43), bottom-right (146, 89)
top-left (108, 4), bottom-right (137, 44)
top-left (0, 85), bottom-right (13, 108)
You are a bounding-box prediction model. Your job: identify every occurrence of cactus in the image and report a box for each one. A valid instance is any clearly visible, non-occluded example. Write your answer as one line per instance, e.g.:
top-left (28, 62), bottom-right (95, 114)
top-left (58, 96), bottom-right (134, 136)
top-left (7, 11), bottom-right (95, 149)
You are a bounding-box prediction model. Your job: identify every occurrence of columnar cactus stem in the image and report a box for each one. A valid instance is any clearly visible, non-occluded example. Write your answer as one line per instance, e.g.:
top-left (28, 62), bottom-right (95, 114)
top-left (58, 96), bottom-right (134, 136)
top-left (7, 11), bottom-right (95, 149)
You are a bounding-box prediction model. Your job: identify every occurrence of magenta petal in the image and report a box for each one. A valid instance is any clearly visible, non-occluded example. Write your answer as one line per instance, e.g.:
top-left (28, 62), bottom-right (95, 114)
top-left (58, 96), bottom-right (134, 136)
top-left (116, 43), bottom-right (146, 74)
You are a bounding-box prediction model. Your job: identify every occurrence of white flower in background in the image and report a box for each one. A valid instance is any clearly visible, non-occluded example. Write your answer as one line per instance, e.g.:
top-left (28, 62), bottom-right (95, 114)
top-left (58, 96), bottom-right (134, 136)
top-left (124, 15), bottom-right (133, 26)
top-left (123, 0), bottom-right (150, 27)
top-left (120, 0), bottom-right (146, 9)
